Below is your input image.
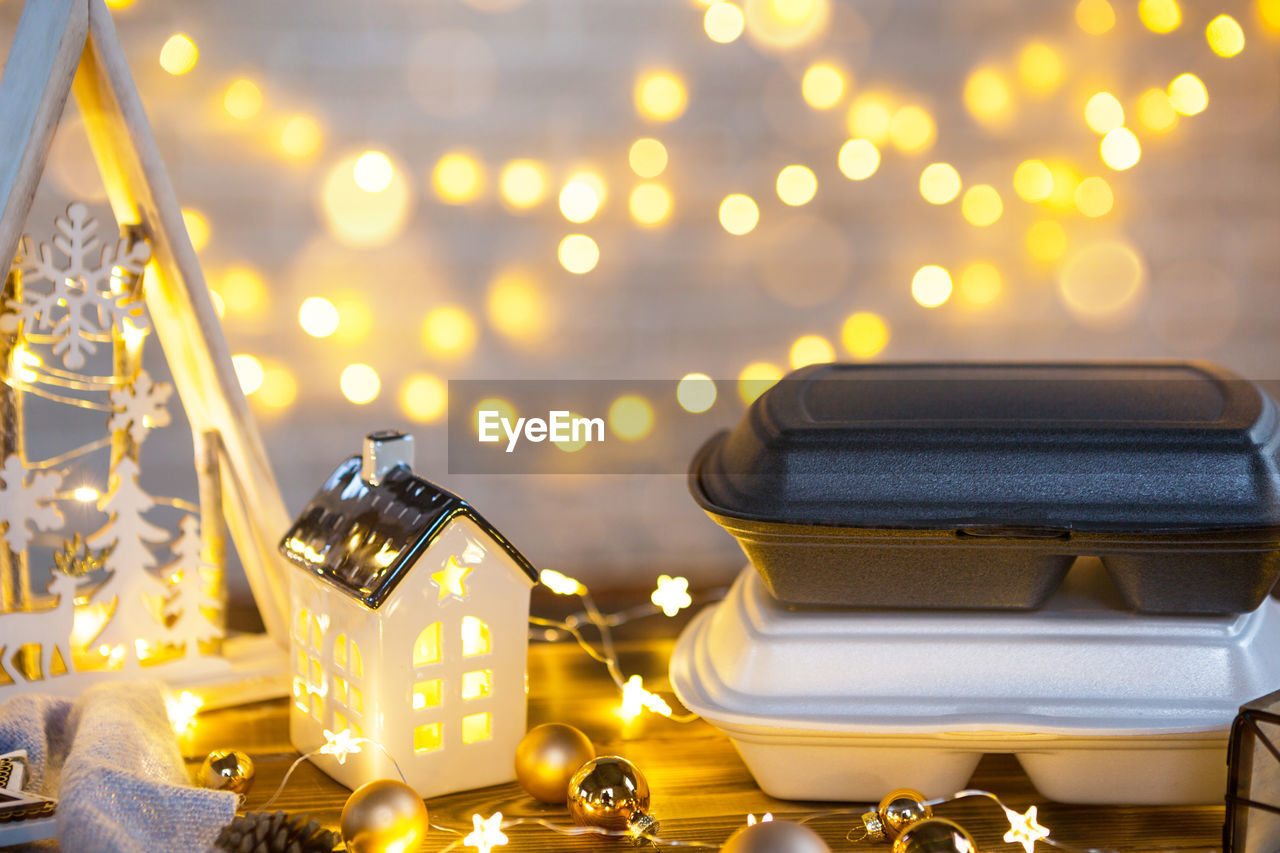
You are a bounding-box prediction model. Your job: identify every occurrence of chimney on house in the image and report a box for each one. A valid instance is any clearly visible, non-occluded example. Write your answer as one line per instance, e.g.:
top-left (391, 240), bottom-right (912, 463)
top-left (362, 430), bottom-right (414, 486)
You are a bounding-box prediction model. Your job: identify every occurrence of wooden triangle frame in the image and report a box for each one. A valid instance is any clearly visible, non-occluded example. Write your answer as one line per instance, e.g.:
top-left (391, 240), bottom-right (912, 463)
top-left (0, 0), bottom-right (290, 645)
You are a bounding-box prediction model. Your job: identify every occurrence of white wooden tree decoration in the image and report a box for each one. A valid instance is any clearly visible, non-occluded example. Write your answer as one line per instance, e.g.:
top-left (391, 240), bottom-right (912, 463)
top-left (0, 0), bottom-right (296, 698)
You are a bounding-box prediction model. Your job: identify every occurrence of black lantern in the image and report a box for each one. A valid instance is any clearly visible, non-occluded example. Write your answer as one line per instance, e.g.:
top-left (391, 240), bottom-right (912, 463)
top-left (1226, 688), bottom-right (1280, 852)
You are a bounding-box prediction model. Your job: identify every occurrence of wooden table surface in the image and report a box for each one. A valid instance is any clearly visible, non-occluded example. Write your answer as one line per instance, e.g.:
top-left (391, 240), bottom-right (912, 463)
top-left (185, 598), bottom-right (1226, 853)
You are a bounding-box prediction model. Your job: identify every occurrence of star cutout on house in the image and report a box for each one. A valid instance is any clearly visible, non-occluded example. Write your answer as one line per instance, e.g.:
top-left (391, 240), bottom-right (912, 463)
top-left (1002, 804), bottom-right (1050, 853)
top-left (463, 811), bottom-right (508, 852)
top-left (431, 556), bottom-right (473, 602)
top-left (319, 728), bottom-right (363, 765)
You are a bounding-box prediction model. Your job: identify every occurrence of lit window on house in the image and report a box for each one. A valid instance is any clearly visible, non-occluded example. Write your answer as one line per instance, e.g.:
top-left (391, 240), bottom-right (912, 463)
top-left (309, 656), bottom-right (322, 686)
top-left (293, 678), bottom-right (307, 713)
top-left (335, 634), bottom-right (347, 669)
top-left (413, 679), bottom-right (442, 710)
top-left (462, 712), bottom-right (492, 744)
top-left (334, 678), bottom-right (347, 705)
top-left (461, 616), bottom-right (491, 657)
top-left (310, 614), bottom-right (324, 649)
top-left (413, 623), bottom-right (441, 666)
top-left (461, 670), bottom-right (492, 701)
top-left (414, 723), bottom-right (442, 753)
top-left (295, 608), bottom-right (308, 641)
top-left (334, 710), bottom-right (348, 733)
top-left (350, 686), bottom-right (363, 714)
top-left (350, 641), bottom-right (363, 678)
top-left (351, 720), bottom-right (363, 738)
top-left (309, 692), bottom-right (322, 722)
top-left (296, 649), bottom-right (306, 676)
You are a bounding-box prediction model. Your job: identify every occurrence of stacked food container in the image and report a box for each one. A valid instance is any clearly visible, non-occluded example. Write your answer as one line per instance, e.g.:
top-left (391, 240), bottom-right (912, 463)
top-left (670, 362), bottom-right (1280, 804)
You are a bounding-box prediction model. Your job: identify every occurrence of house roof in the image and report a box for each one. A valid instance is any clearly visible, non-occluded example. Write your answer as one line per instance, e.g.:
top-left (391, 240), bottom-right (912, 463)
top-left (278, 456), bottom-right (537, 609)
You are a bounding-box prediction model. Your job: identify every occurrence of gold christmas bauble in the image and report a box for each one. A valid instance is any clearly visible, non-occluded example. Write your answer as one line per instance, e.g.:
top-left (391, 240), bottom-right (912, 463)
top-left (340, 779), bottom-right (429, 853)
top-left (197, 749), bottom-right (256, 796)
top-left (721, 820), bottom-right (832, 853)
top-left (567, 756), bottom-right (658, 837)
top-left (515, 723), bottom-right (596, 804)
top-left (878, 788), bottom-right (933, 839)
top-left (891, 818), bottom-right (977, 853)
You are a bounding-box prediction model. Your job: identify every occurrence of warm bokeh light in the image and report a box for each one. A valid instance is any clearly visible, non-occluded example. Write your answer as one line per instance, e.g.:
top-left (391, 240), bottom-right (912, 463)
top-left (719, 194), bottom-right (759, 235)
top-left (499, 159), bottom-right (549, 209)
top-left (559, 173), bottom-right (604, 223)
top-left (105, 0), bottom-right (136, 7)
top-left (737, 361), bottom-right (783, 405)
top-left (801, 62), bottom-right (846, 109)
top-left (422, 305), bottom-right (478, 358)
top-left (353, 150), bottom-right (395, 193)
top-left (1084, 92), bottom-right (1124, 133)
top-left (1044, 160), bottom-right (1081, 210)
top-left (1027, 219), bottom-right (1069, 264)
top-left (208, 290), bottom-right (226, 318)
top-left (258, 365), bottom-right (298, 411)
top-left (181, 209), bottom-right (209, 252)
top-left (743, 0), bottom-right (831, 50)
top-left (630, 183), bottom-right (673, 225)
top-left (704, 1), bottom-right (746, 43)
top-left (1168, 73), bottom-right (1208, 115)
top-left (487, 270), bottom-right (548, 344)
top-left (1100, 127), bottom-right (1141, 170)
top-left (278, 115), bottom-right (323, 159)
top-left (159, 34), bottom-right (198, 75)
top-left (298, 296), bottom-right (340, 338)
top-left (1075, 0), bottom-right (1115, 34)
top-left (558, 235), bottom-right (600, 274)
top-left (776, 165), bottom-right (817, 206)
top-left (1206, 14), bottom-right (1245, 57)
top-left (1013, 159), bottom-right (1054, 202)
top-left (1074, 176), bottom-right (1114, 217)
top-left (629, 139), bottom-right (669, 178)
top-left (433, 151), bottom-right (485, 204)
top-left (911, 265), bottom-right (952, 308)
top-left (841, 311), bottom-right (889, 359)
top-left (919, 163), bottom-right (961, 204)
top-left (846, 94), bottom-right (894, 144)
top-left (553, 411), bottom-right (592, 453)
top-left (964, 67), bottom-right (1014, 125)
top-left (73, 486), bottom-right (99, 502)
top-left (340, 363), bottom-right (381, 405)
top-left (837, 139), bottom-right (880, 180)
top-left (1261, 0), bottom-right (1280, 35)
top-left (677, 373), bottom-right (717, 413)
top-left (888, 105), bottom-right (935, 153)
top-left (635, 71), bottom-right (688, 122)
top-left (332, 294), bottom-right (374, 343)
top-left (1017, 42), bottom-right (1063, 95)
top-left (1058, 240), bottom-right (1147, 327)
top-left (1136, 88), bottom-right (1178, 131)
top-left (1138, 0), bottom-right (1181, 33)
top-left (958, 262), bottom-right (1002, 307)
top-left (400, 374), bottom-right (448, 423)
top-left (223, 78), bottom-right (263, 120)
top-left (789, 334), bottom-right (835, 368)
top-left (474, 398), bottom-right (516, 435)
top-left (608, 395), bottom-right (654, 441)
top-left (232, 354), bottom-right (264, 395)
top-left (320, 153), bottom-right (412, 247)
top-left (961, 184), bottom-right (1003, 226)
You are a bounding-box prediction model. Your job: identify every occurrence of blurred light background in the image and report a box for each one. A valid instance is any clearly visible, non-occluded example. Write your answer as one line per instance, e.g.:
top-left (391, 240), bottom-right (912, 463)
top-left (3, 0), bottom-right (1279, 605)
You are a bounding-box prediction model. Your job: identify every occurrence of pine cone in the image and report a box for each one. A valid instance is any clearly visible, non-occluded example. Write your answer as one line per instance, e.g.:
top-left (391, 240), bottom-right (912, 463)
top-left (212, 811), bottom-right (337, 853)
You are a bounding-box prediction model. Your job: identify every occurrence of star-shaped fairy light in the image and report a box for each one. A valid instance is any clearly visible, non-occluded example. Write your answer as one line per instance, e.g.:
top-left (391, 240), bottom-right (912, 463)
top-left (746, 813), bottom-right (773, 826)
top-left (431, 556), bottom-right (473, 601)
top-left (650, 574), bottom-right (692, 617)
top-left (164, 691), bottom-right (203, 735)
top-left (319, 728), bottom-right (363, 765)
top-left (540, 568), bottom-right (586, 595)
top-left (619, 675), bottom-right (673, 722)
top-left (463, 812), bottom-right (508, 852)
top-left (1002, 804), bottom-right (1050, 852)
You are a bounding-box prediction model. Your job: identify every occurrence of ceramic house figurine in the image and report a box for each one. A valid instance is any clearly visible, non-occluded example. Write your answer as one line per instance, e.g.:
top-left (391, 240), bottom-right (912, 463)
top-left (279, 430), bottom-right (537, 798)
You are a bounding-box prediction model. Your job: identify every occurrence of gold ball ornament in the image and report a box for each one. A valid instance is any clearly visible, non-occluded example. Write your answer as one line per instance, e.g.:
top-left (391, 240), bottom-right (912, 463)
top-left (340, 779), bottom-right (429, 853)
top-left (567, 755), bottom-right (659, 839)
top-left (878, 788), bottom-right (933, 839)
top-left (197, 749), bottom-right (256, 796)
top-left (891, 818), bottom-right (978, 853)
top-left (721, 820), bottom-right (832, 853)
top-left (515, 723), bottom-right (596, 803)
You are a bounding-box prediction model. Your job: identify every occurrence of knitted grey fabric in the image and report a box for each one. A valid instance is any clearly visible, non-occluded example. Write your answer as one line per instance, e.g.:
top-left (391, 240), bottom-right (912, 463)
top-left (0, 681), bottom-right (236, 852)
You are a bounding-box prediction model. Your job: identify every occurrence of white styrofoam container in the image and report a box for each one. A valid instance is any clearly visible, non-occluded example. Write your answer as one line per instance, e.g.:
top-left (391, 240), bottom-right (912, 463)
top-left (669, 559), bottom-right (1280, 804)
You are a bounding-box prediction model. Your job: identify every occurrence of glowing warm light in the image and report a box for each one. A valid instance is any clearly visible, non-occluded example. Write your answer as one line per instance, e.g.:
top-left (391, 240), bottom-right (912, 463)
top-left (1168, 73), bottom-right (1208, 115)
top-left (1074, 176), bottom-right (1114, 217)
top-left (559, 174), bottom-right (603, 223)
top-left (1136, 88), bottom-right (1178, 131)
top-left (321, 153), bottom-right (411, 247)
top-left (619, 675), bottom-right (672, 722)
top-left (801, 62), bottom-right (846, 109)
top-left (554, 413), bottom-right (592, 453)
top-left (1100, 127), bottom-right (1141, 170)
top-left (1059, 240), bottom-right (1146, 326)
top-left (1018, 42), bottom-right (1063, 95)
top-left (677, 373), bottom-right (717, 413)
top-left (258, 366), bottom-right (298, 411)
top-left (919, 163), bottom-right (961, 204)
top-left (888, 105), bottom-right (935, 153)
top-left (635, 71), bottom-right (688, 122)
top-left (400, 374), bottom-right (447, 423)
top-left (1076, 0), bottom-right (1115, 34)
top-left (319, 728), bottom-right (364, 765)
top-left (846, 94), bottom-right (893, 144)
top-left (1027, 220), bottom-right (1068, 263)
top-left (340, 363), bottom-right (381, 405)
top-left (558, 235), bottom-right (600, 274)
top-left (278, 114), bottom-right (322, 159)
top-left (719, 194), bottom-right (759, 235)
top-left (1002, 805), bottom-right (1051, 853)
top-left (105, 0), bottom-right (136, 7)
top-left (1261, 0), bottom-right (1280, 35)
top-left (182, 209), bottom-right (209, 252)
top-left (789, 334), bottom-right (835, 368)
top-left (474, 398), bottom-right (516, 438)
top-left (651, 575), bottom-right (692, 617)
top-left (165, 691), bottom-right (203, 734)
top-left (630, 183), bottom-right (673, 226)
top-left (422, 306), bottom-right (477, 358)
top-left (1084, 92), bottom-right (1124, 133)
top-left (488, 271), bottom-right (548, 343)
top-left (73, 486), bottom-right (99, 503)
top-left (629, 139), bottom-right (668, 178)
top-left (837, 139), bottom-right (880, 180)
top-left (964, 67), bottom-right (1013, 125)
top-left (1206, 15), bottom-right (1245, 57)
top-left (232, 354), bottom-right (264, 395)
top-left (1044, 160), bottom-right (1081, 210)
top-left (299, 297), bottom-right (340, 338)
top-left (433, 151), bottom-right (485, 204)
top-left (738, 361), bottom-right (782, 405)
top-left (541, 569), bottom-right (587, 596)
top-left (8, 345), bottom-right (40, 383)
top-left (159, 34), bottom-right (198, 75)
top-left (353, 151), bottom-right (395, 193)
top-left (1013, 159), bottom-right (1054, 203)
top-left (223, 78), bottom-right (262, 120)
top-left (332, 295), bottom-right (374, 342)
top-left (747, 814), bottom-right (774, 826)
top-left (958, 262), bottom-right (1002, 306)
top-left (743, 0), bottom-right (830, 50)
top-left (221, 266), bottom-right (266, 315)
top-left (432, 557), bottom-right (473, 601)
top-left (776, 165), bottom-right (817, 206)
top-left (911, 265), bottom-right (952, 308)
top-left (464, 812), bottom-right (508, 852)
top-left (498, 159), bottom-right (548, 209)
top-left (1139, 0), bottom-right (1181, 33)
top-left (841, 312), bottom-right (889, 359)
top-left (961, 184), bottom-right (1003, 226)
top-left (704, 1), bottom-right (746, 43)
top-left (608, 395), bottom-right (654, 441)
